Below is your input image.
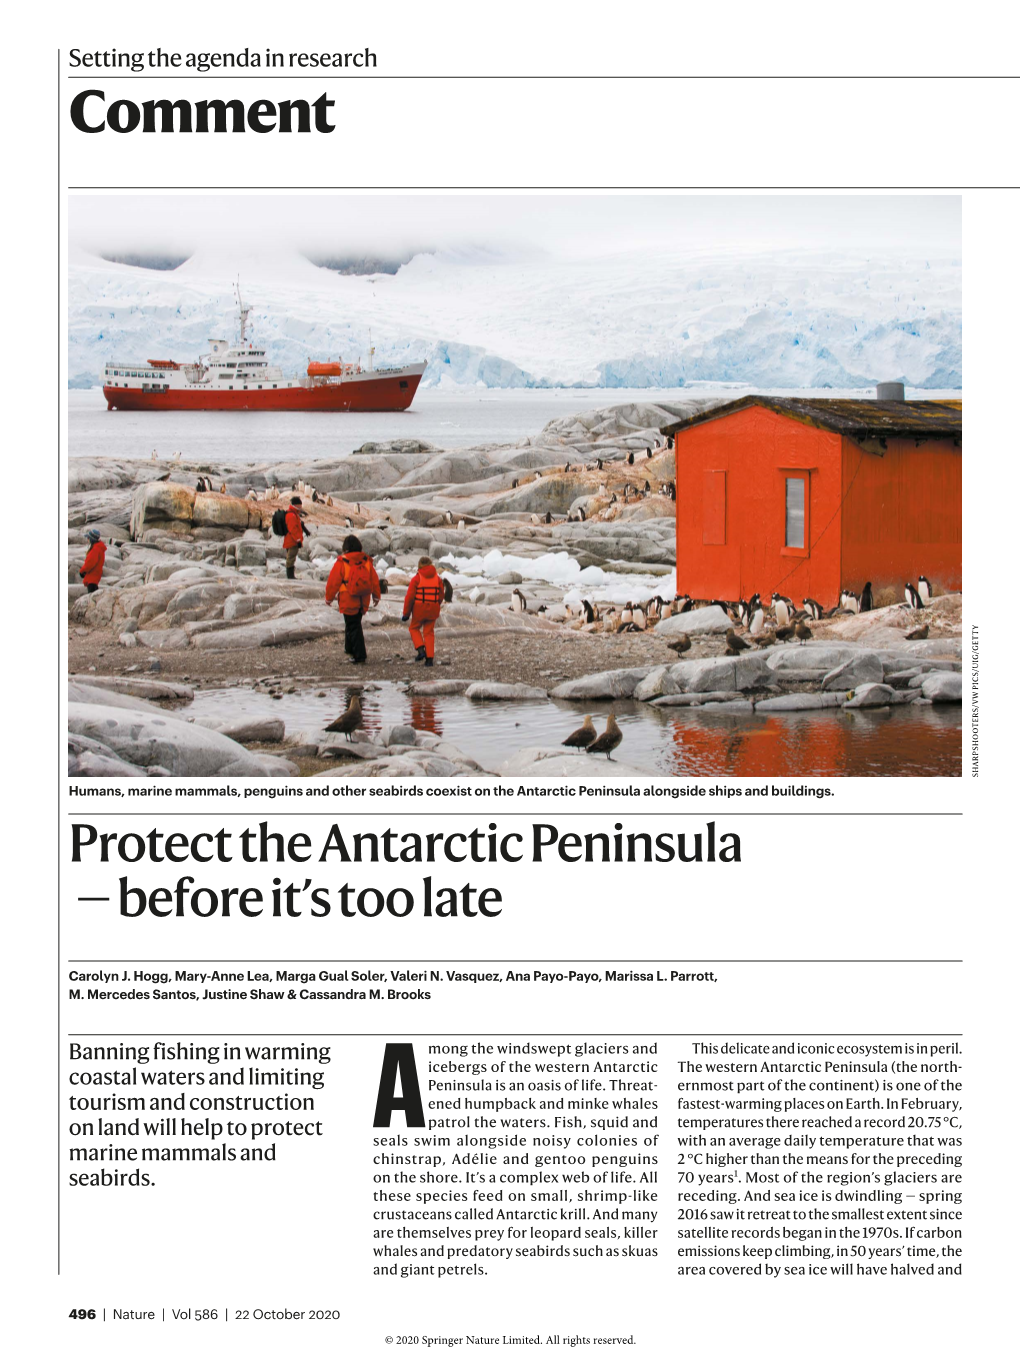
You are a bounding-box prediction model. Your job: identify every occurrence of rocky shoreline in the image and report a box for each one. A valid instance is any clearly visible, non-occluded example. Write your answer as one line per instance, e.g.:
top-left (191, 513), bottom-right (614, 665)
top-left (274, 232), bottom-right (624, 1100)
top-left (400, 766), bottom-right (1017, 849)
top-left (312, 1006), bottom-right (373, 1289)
top-left (68, 402), bottom-right (963, 778)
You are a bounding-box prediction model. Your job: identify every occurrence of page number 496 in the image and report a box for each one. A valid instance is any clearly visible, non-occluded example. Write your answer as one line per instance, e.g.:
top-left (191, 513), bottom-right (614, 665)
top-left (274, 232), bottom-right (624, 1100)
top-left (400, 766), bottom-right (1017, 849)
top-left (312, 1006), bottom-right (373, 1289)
top-left (68, 1310), bottom-right (96, 1320)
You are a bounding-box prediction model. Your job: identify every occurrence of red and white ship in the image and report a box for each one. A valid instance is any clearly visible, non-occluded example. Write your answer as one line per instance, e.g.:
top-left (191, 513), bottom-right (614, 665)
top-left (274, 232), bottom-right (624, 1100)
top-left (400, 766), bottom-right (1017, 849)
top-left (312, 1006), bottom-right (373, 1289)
top-left (102, 287), bottom-right (426, 412)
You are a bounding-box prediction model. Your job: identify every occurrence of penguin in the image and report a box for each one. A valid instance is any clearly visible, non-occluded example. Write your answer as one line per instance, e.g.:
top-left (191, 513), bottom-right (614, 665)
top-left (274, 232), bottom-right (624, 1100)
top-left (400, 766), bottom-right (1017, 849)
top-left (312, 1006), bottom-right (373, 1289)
top-left (841, 590), bottom-right (860, 615)
top-left (510, 588), bottom-right (527, 613)
top-left (918, 575), bottom-right (932, 605)
top-left (802, 598), bottom-right (824, 622)
top-left (749, 606), bottom-right (765, 636)
top-left (646, 447), bottom-right (653, 459)
top-left (586, 713), bottom-right (623, 761)
top-left (511, 479), bottom-right (519, 489)
top-left (312, 489), bottom-right (320, 503)
top-left (610, 494), bottom-right (618, 505)
top-left (772, 594), bottom-right (793, 627)
top-left (646, 597), bottom-right (660, 623)
top-left (859, 582), bottom-right (874, 613)
top-left (443, 577), bottom-right (454, 603)
top-left (530, 514), bottom-right (540, 525)
top-left (445, 511), bottom-right (454, 525)
top-left (151, 450), bottom-right (158, 460)
top-left (195, 479), bottom-right (205, 493)
top-left (666, 633), bottom-right (691, 656)
top-left (644, 480), bottom-right (650, 493)
top-left (246, 489), bottom-right (257, 501)
top-left (458, 519), bottom-right (465, 531)
top-left (345, 517), bottom-right (353, 529)
top-left (674, 594), bottom-right (693, 614)
top-left (596, 458), bottom-right (604, 471)
top-left (581, 599), bottom-right (596, 624)
top-left (631, 603), bottom-right (647, 631)
top-left (906, 623), bottom-right (929, 640)
top-left (618, 603), bottom-right (634, 630)
top-left (562, 714), bottom-right (597, 752)
top-left (795, 620), bottom-right (813, 645)
top-left (578, 507), bottom-right (586, 522)
top-left (905, 582), bottom-right (924, 609)
top-left (725, 628), bottom-right (750, 654)
top-left (544, 511), bottom-right (552, 525)
top-left (627, 451), bottom-right (635, 466)
top-left (324, 693), bottom-right (362, 742)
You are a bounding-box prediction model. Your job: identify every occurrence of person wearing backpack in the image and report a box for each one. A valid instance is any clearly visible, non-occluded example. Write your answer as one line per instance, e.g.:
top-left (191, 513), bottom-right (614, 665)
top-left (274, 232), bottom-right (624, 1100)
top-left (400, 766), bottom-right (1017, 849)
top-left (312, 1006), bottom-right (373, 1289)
top-left (402, 556), bottom-right (445, 668)
top-left (79, 529), bottom-right (106, 593)
top-left (283, 496), bottom-right (304, 579)
top-left (325, 534), bottom-right (381, 665)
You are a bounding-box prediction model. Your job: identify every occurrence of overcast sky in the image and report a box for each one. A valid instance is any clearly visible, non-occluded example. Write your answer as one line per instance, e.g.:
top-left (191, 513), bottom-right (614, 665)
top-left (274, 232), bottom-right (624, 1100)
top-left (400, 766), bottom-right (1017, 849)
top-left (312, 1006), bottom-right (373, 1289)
top-left (70, 194), bottom-right (961, 260)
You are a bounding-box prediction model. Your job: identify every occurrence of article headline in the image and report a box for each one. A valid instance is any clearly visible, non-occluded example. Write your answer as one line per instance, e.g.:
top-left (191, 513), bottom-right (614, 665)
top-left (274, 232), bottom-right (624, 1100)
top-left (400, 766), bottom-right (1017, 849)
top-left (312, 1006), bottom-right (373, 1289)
top-left (71, 819), bottom-right (742, 920)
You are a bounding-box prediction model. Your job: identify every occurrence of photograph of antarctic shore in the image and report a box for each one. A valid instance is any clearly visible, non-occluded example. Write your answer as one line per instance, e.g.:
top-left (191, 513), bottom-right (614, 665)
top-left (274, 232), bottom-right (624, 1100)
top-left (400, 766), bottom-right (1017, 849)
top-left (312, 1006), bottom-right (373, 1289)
top-left (66, 196), bottom-right (963, 779)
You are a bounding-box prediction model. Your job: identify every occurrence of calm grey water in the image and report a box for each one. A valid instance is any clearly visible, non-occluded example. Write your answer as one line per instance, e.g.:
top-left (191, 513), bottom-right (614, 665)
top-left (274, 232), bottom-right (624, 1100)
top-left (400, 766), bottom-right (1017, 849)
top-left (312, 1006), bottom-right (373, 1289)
top-left (191, 685), bottom-right (962, 778)
top-left (68, 385), bottom-right (956, 463)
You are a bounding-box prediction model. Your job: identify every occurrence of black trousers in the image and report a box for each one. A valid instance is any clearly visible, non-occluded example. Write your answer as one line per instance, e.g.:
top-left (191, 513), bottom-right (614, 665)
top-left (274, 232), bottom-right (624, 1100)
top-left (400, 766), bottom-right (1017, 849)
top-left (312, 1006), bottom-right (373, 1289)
top-left (344, 610), bottom-right (367, 664)
top-left (86, 583), bottom-right (99, 593)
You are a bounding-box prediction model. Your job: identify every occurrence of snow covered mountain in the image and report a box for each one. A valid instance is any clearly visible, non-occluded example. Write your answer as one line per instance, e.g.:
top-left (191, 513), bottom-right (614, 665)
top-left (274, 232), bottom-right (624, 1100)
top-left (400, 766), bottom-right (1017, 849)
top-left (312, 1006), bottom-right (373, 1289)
top-left (67, 243), bottom-right (961, 391)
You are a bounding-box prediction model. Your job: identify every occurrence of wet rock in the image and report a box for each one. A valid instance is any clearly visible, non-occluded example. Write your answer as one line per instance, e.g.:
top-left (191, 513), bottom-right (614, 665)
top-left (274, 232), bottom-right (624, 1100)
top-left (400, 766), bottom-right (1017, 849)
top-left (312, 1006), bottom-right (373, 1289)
top-left (496, 748), bottom-right (647, 777)
top-left (633, 666), bottom-right (681, 701)
top-left (193, 717), bottom-right (286, 743)
top-left (821, 652), bottom-right (885, 691)
top-left (844, 683), bottom-right (897, 709)
top-left (465, 682), bottom-right (549, 701)
top-left (921, 672), bottom-right (963, 702)
top-left (382, 724), bottom-right (418, 747)
top-left (768, 644), bottom-right (858, 671)
top-left (406, 679), bottom-right (474, 696)
top-left (754, 693), bottom-right (847, 712)
top-left (550, 667), bottom-right (654, 701)
top-left (668, 653), bottom-right (774, 693)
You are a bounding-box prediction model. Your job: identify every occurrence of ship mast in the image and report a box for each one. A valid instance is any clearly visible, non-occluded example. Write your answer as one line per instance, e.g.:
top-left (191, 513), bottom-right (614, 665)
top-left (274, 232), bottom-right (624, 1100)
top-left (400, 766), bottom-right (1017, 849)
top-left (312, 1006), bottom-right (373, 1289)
top-left (234, 277), bottom-right (252, 347)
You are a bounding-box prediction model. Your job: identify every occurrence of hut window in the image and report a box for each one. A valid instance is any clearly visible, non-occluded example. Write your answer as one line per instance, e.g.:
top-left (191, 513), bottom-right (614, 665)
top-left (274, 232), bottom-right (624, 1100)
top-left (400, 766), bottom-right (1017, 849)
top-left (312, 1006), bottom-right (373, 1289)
top-left (785, 476), bottom-right (806, 549)
top-left (703, 470), bottom-right (726, 545)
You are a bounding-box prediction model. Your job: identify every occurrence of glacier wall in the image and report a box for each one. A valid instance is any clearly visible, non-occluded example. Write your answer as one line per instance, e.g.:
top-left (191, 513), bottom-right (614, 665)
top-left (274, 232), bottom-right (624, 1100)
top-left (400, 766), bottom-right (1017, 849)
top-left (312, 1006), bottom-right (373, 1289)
top-left (68, 244), bottom-right (961, 391)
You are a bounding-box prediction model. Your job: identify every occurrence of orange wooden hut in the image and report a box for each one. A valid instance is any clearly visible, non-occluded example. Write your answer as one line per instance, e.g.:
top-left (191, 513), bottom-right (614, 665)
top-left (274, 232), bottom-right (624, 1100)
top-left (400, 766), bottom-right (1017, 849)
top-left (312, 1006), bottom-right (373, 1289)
top-left (667, 396), bottom-right (962, 607)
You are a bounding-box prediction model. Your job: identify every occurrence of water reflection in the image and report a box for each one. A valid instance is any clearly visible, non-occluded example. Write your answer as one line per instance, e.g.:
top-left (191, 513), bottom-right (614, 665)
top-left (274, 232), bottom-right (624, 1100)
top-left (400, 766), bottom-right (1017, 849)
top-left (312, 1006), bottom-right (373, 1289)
top-left (192, 685), bottom-right (962, 778)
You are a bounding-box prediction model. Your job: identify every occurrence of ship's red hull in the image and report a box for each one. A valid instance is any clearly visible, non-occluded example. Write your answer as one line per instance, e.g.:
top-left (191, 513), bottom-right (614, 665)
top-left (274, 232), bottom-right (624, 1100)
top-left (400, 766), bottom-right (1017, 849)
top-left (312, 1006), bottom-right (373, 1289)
top-left (103, 371), bottom-right (423, 412)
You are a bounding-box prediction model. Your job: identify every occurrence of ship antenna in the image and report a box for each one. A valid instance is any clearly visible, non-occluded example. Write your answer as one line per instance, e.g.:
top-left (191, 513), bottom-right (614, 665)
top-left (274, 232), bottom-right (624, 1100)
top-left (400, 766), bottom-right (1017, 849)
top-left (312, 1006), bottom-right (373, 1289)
top-left (235, 276), bottom-right (251, 346)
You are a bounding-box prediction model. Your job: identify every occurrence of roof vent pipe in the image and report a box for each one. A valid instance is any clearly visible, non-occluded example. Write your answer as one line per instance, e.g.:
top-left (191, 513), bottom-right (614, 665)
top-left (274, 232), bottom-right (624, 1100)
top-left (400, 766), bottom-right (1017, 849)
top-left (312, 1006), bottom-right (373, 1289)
top-left (876, 381), bottom-right (906, 401)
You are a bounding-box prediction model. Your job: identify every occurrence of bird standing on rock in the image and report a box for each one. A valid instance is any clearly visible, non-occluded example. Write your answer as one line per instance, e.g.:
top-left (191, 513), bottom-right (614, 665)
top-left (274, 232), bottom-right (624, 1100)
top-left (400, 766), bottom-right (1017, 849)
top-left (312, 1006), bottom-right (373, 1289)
top-left (918, 575), bottom-right (932, 605)
top-left (775, 624), bottom-right (796, 643)
top-left (586, 713), bottom-right (623, 761)
top-left (324, 693), bottom-right (362, 742)
top-left (510, 588), bottom-right (528, 613)
top-left (906, 623), bottom-right (929, 640)
top-left (795, 620), bottom-right (813, 645)
top-left (725, 628), bottom-right (750, 655)
top-left (666, 633), bottom-right (691, 655)
top-left (905, 582), bottom-right (924, 609)
top-left (562, 715), bottom-right (597, 752)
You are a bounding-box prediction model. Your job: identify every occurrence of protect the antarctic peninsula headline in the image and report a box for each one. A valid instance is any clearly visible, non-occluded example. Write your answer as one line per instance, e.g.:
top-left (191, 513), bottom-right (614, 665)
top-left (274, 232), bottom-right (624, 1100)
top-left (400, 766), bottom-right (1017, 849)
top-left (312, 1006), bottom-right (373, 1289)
top-left (72, 820), bottom-right (742, 920)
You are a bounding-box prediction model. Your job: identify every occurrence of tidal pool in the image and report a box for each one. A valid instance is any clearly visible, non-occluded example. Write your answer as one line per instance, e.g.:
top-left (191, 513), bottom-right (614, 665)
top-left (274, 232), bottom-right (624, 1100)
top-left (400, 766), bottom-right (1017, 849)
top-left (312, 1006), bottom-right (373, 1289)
top-left (191, 684), bottom-right (962, 778)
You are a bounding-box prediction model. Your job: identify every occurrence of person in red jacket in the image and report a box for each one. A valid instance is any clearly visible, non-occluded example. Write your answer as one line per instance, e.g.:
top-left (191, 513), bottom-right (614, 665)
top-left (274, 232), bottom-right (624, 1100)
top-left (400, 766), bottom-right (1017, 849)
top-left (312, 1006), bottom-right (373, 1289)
top-left (325, 534), bottom-right (382, 665)
top-left (402, 556), bottom-right (445, 668)
top-left (79, 529), bottom-right (107, 593)
top-left (283, 496), bottom-right (304, 579)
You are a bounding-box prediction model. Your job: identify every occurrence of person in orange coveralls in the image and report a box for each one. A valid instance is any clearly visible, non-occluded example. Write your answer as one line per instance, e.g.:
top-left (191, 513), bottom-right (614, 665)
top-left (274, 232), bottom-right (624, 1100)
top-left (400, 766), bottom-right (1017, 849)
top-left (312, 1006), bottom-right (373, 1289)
top-left (402, 556), bottom-right (445, 668)
top-left (283, 496), bottom-right (304, 579)
top-left (79, 529), bottom-right (107, 593)
top-left (325, 534), bottom-right (382, 665)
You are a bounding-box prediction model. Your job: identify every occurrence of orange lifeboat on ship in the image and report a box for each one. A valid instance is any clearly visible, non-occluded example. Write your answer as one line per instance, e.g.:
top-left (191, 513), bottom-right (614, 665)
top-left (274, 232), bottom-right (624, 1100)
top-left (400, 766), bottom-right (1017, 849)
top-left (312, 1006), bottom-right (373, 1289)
top-left (307, 361), bottom-right (343, 377)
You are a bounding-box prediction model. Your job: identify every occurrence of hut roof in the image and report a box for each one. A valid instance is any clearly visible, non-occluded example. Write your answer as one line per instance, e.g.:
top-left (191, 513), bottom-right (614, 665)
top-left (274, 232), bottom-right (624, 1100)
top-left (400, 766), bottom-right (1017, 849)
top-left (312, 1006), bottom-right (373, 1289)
top-left (664, 396), bottom-right (962, 441)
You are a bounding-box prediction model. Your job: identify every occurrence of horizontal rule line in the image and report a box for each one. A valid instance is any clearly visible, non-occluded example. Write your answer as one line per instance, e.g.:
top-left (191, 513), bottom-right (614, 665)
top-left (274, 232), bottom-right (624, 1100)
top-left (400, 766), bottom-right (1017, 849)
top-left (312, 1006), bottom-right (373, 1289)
top-left (63, 74), bottom-right (1014, 81)
top-left (65, 959), bottom-right (962, 964)
top-left (64, 811), bottom-right (963, 816)
top-left (68, 1032), bottom-right (964, 1037)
